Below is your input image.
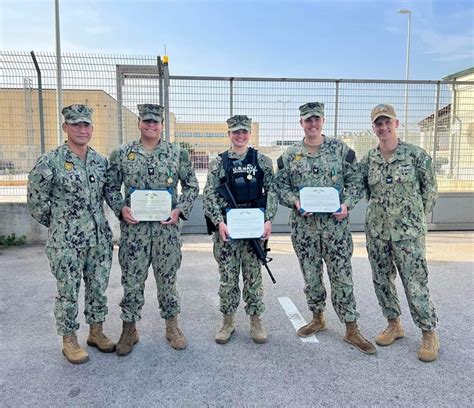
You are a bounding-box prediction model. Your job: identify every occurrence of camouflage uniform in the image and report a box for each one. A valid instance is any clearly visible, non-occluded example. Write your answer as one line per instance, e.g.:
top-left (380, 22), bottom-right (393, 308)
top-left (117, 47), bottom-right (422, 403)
top-left (360, 140), bottom-right (438, 330)
top-left (105, 139), bottom-right (199, 322)
top-left (275, 138), bottom-right (361, 323)
top-left (28, 143), bottom-right (113, 336)
top-left (203, 150), bottom-right (278, 316)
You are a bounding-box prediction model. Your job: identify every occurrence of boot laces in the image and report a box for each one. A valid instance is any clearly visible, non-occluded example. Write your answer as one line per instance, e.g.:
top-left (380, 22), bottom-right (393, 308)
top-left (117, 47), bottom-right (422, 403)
top-left (169, 326), bottom-right (183, 337)
top-left (120, 327), bottom-right (135, 342)
top-left (95, 331), bottom-right (108, 341)
top-left (71, 342), bottom-right (81, 351)
top-left (351, 328), bottom-right (370, 344)
top-left (422, 333), bottom-right (435, 349)
top-left (65, 337), bottom-right (81, 352)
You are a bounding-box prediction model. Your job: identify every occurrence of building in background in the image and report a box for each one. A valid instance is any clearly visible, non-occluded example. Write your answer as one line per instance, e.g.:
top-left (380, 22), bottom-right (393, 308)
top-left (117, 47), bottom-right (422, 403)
top-left (171, 120), bottom-right (260, 170)
top-left (443, 67), bottom-right (474, 180)
top-left (0, 88), bottom-right (137, 172)
top-left (417, 67), bottom-right (474, 183)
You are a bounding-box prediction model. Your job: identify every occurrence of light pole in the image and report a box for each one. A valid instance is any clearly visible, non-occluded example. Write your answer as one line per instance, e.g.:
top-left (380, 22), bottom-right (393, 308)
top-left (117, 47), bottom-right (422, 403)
top-left (398, 8), bottom-right (411, 140)
top-left (277, 99), bottom-right (290, 148)
top-left (55, 0), bottom-right (63, 146)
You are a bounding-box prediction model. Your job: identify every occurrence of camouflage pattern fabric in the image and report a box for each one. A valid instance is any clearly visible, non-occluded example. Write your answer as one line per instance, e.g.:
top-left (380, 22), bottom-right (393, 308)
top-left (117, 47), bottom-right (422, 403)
top-left (203, 149), bottom-right (277, 315)
top-left (290, 215), bottom-right (359, 321)
top-left (137, 104), bottom-right (164, 122)
top-left (61, 104), bottom-right (93, 124)
top-left (226, 115), bottom-right (252, 132)
top-left (360, 140), bottom-right (438, 330)
top-left (299, 102), bottom-right (325, 120)
top-left (46, 244), bottom-right (112, 335)
top-left (274, 137), bottom-right (361, 323)
top-left (105, 140), bottom-right (199, 322)
top-left (366, 235), bottom-right (438, 330)
top-left (27, 143), bottom-right (113, 335)
top-left (212, 235), bottom-right (264, 315)
top-left (360, 140), bottom-right (437, 241)
top-left (118, 227), bottom-right (182, 321)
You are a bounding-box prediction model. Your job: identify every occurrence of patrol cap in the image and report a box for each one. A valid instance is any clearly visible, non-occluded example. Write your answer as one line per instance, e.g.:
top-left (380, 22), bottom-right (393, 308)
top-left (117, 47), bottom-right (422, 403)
top-left (227, 115), bottom-right (252, 132)
top-left (62, 104), bottom-right (93, 124)
top-left (299, 102), bottom-right (325, 120)
top-left (138, 104), bottom-right (164, 121)
top-left (371, 103), bottom-right (397, 123)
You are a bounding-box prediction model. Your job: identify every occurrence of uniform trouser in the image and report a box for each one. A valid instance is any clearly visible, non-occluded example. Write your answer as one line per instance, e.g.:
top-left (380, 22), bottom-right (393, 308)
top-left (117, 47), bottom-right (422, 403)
top-left (118, 226), bottom-right (182, 322)
top-left (46, 242), bottom-right (113, 336)
top-left (213, 234), bottom-right (265, 316)
top-left (366, 235), bottom-right (438, 331)
top-left (290, 215), bottom-right (359, 323)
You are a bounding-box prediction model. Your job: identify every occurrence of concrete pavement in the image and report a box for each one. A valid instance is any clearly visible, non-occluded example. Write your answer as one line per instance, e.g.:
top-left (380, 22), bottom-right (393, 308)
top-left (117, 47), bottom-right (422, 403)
top-left (0, 232), bottom-right (473, 407)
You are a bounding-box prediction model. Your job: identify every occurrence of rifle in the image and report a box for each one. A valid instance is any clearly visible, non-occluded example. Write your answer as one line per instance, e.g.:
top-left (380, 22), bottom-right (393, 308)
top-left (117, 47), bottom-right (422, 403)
top-left (215, 182), bottom-right (276, 284)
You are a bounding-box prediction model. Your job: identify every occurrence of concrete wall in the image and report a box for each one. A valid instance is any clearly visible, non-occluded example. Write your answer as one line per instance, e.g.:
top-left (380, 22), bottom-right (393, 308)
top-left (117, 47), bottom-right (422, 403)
top-left (1, 193), bottom-right (472, 243)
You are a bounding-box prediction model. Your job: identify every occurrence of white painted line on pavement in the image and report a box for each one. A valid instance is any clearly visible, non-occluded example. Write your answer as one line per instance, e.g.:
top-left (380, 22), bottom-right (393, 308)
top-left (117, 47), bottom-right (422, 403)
top-left (278, 296), bottom-right (319, 343)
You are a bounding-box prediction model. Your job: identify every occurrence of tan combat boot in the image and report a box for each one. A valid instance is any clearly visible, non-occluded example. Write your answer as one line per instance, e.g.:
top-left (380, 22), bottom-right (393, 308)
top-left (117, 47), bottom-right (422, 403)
top-left (344, 321), bottom-right (377, 355)
top-left (116, 321), bottom-right (139, 356)
top-left (250, 315), bottom-right (267, 344)
top-left (375, 318), bottom-right (405, 346)
top-left (87, 323), bottom-right (116, 353)
top-left (62, 333), bottom-right (89, 364)
top-left (165, 316), bottom-right (187, 350)
top-left (418, 330), bottom-right (439, 362)
top-left (215, 314), bottom-right (236, 344)
top-left (297, 312), bottom-right (326, 337)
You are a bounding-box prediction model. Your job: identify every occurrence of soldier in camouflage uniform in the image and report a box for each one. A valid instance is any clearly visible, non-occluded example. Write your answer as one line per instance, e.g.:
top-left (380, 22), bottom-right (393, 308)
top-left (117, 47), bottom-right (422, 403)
top-left (274, 102), bottom-right (376, 354)
top-left (360, 104), bottom-right (439, 362)
top-left (27, 104), bottom-right (115, 364)
top-left (203, 115), bottom-right (278, 344)
top-left (105, 104), bottom-right (199, 355)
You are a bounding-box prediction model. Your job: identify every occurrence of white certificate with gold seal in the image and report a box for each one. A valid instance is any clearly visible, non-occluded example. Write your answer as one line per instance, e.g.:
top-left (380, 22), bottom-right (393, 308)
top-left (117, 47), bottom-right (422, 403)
top-left (226, 208), bottom-right (264, 239)
top-left (299, 187), bottom-right (341, 213)
top-left (130, 189), bottom-right (172, 221)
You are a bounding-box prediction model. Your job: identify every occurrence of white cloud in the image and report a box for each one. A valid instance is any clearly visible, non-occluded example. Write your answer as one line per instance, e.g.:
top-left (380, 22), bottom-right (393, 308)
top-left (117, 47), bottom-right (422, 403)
top-left (414, 3), bottom-right (474, 63)
top-left (421, 31), bottom-right (474, 62)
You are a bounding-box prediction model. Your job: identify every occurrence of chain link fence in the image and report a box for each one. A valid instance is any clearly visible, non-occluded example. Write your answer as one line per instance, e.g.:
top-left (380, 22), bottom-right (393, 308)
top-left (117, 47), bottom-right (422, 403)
top-left (1, 51), bottom-right (473, 201)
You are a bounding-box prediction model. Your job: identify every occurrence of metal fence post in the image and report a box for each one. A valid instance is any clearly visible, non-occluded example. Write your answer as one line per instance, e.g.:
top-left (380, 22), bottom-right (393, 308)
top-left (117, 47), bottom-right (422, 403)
top-left (157, 56), bottom-right (164, 107)
top-left (163, 56), bottom-right (170, 142)
top-left (54, 0), bottom-right (63, 146)
top-left (432, 81), bottom-right (441, 166)
top-left (229, 78), bottom-right (234, 117)
top-left (430, 81), bottom-right (441, 225)
top-left (116, 66), bottom-right (124, 144)
top-left (449, 82), bottom-right (458, 178)
top-left (30, 51), bottom-right (45, 154)
top-left (334, 80), bottom-right (340, 138)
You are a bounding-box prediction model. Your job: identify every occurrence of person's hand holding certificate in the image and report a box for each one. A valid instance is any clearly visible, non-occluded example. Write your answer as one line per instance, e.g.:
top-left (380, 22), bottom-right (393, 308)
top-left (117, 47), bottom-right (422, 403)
top-left (226, 208), bottom-right (264, 239)
top-left (299, 187), bottom-right (341, 213)
top-left (130, 189), bottom-right (172, 221)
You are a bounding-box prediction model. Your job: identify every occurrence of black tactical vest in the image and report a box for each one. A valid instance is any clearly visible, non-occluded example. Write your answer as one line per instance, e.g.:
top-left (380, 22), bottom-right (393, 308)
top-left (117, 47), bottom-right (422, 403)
top-left (220, 147), bottom-right (266, 207)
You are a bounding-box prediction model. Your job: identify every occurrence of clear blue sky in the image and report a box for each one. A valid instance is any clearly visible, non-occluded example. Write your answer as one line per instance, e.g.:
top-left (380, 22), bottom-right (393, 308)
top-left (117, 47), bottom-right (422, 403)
top-left (1, 0), bottom-right (473, 80)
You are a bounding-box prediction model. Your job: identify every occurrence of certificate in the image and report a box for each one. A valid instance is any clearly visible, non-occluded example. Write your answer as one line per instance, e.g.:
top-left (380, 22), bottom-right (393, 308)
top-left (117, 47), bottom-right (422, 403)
top-left (299, 187), bottom-right (341, 213)
top-left (226, 208), bottom-right (264, 239)
top-left (130, 189), bottom-right (172, 221)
